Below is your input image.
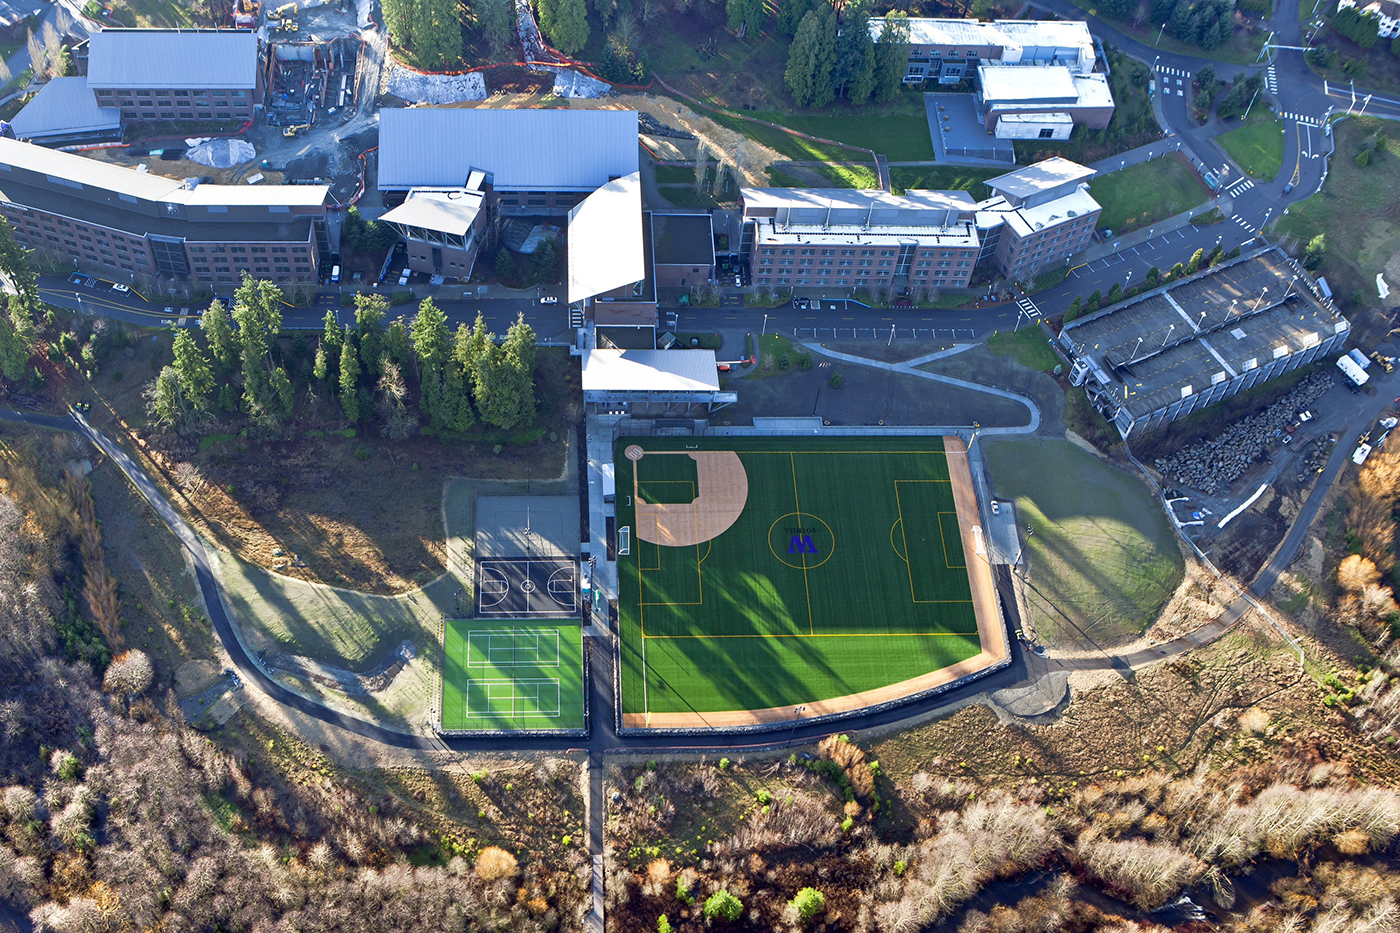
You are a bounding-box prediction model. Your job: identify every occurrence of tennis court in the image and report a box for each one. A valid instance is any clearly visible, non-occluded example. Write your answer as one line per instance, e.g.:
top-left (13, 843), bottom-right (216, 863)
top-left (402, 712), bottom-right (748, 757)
top-left (440, 620), bottom-right (585, 732)
top-left (614, 436), bottom-right (1006, 729)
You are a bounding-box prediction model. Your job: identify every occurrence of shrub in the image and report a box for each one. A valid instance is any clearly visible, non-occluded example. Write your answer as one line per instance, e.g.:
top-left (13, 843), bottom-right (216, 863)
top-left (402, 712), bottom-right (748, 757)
top-left (475, 846), bottom-right (520, 881)
top-left (1357, 148), bottom-right (1372, 167)
top-left (893, 859), bottom-right (907, 876)
top-left (353, 446), bottom-right (370, 461)
top-left (676, 876), bottom-right (694, 905)
top-left (718, 758), bottom-right (731, 770)
top-left (704, 890), bottom-right (744, 921)
top-left (658, 915), bottom-right (673, 933)
top-left (791, 888), bottom-right (825, 921)
top-left (841, 816), bottom-right (854, 832)
top-left (829, 372), bottom-right (843, 388)
top-left (1304, 233), bottom-right (1326, 270)
top-left (757, 788), bottom-right (772, 805)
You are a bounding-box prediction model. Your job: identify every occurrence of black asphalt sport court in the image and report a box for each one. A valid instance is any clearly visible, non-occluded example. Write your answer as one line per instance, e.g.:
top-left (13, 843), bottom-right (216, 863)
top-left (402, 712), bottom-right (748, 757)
top-left (476, 558), bottom-right (580, 616)
top-left (615, 436), bottom-right (985, 719)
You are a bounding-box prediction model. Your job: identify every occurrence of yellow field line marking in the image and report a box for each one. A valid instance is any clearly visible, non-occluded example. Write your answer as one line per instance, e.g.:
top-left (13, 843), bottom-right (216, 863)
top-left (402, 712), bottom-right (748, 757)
top-left (791, 452), bottom-right (815, 636)
top-left (938, 511), bottom-right (966, 569)
top-left (641, 629), bottom-right (979, 639)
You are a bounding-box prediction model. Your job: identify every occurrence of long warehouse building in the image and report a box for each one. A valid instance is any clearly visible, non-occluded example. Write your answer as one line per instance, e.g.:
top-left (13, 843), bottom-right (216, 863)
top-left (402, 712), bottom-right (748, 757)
top-left (1061, 248), bottom-right (1349, 438)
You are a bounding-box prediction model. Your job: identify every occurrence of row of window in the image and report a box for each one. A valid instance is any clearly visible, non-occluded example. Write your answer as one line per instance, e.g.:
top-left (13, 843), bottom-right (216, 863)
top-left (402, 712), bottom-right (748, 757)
top-left (96, 89), bottom-right (247, 98)
top-left (189, 245), bottom-right (308, 254)
top-left (753, 272), bottom-right (971, 286)
top-left (758, 246), bottom-right (976, 258)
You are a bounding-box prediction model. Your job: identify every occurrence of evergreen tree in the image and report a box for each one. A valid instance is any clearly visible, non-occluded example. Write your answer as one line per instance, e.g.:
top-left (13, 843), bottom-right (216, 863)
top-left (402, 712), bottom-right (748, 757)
top-left (785, 10), bottom-right (824, 106)
top-left (410, 297), bottom-right (451, 427)
top-left (145, 367), bottom-right (206, 436)
top-left (384, 0), bottom-right (413, 44)
top-left (1206, 243), bottom-right (1225, 267)
top-left (319, 309), bottom-right (342, 384)
top-left (441, 355), bottom-right (476, 432)
top-left (201, 299), bottom-right (237, 372)
top-left (383, 318), bottom-right (410, 370)
top-left (547, 0), bottom-right (589, 54)
top-left (810, 5), bottom-right (838, 107)
top-left (727, 0), bottom-right (764, 33)
top-left (537, 0), bottom-right (558, 39)
top-left (354, 294), bottom-right (388, 378)
top-left (776, 0), bottom-right (809, 36)
top-left (313, 344), bottom-right (329, 382)
top-left (501, 312), bottom-right (538, 427)
top-left (0, 216), bottom-right (37, 307)
top-left (455, 314), bottom-right (492, 397)
top-left (1145, 266), bottom-right (1161, 287)
top-left (339, 331), bottom-right (361, 423)
top-left (412, 0), bottom-right (462, 69)
top-left (171, 329), bottom-right (213, 410)
top-left (872, 11), bottom-right (910, 103)
top-left (1106, 282), bottom-right (1123, 304)
top-left (230, 277), bottom-right (286, 425)
top-left (0, 308), bottom-right (27, 381)
top-left (835, 0), bottom-right (875, 102)
top-left (1185, 247), bottom-right (1205, 274)
top-left (479, 0), bottom-right (516, 55)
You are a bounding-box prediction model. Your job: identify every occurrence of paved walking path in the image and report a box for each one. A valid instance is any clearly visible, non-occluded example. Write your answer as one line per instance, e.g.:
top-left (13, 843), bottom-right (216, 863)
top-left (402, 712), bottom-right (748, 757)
top-left (799, 341), bottom-right (1043, 434)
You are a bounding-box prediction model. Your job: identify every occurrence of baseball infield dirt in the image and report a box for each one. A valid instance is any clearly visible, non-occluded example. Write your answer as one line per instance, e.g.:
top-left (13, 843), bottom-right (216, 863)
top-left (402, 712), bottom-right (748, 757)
top-left (633, 451), bottom-right (750, 548)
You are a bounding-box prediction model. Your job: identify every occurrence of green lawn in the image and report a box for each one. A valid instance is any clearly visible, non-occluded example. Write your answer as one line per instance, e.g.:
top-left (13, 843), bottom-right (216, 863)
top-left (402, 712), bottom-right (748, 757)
top-left (615, 437), bottom-right (984, 717)
top-left (765, 163), bottom-right (879, 189)
top-left (697, 99), bottom-right (933, 163)
top-left (1273, 116), bottom-right (1400, 309)
top-left (1217, 110), bottom-right (1286, 180)
top-left (986, 328), bottom-right (1061, 372)
top-left (890, 165), bottom-right (1003, 196)
top-left (1089, 154), bottom-right (1210, 233)
top-left (654, 165), bottom-right (694, 184)
top-left (983, 438), bottom-right (1183, 649)
top-left (441, 621), bottom-right (585, 732)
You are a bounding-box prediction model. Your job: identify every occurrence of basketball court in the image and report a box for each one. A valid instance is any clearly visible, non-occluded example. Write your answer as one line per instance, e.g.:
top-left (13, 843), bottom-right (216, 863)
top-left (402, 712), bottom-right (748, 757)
top-left (613, 436), bottom-right (1008, 731)
top-left (473, 495), bottom-right (581, 618)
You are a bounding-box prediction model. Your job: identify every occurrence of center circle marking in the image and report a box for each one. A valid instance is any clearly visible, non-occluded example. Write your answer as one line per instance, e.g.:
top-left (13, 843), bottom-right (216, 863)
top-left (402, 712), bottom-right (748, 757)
top-left (520, 579), bottom-right (536, 593)
top-left (767, 512), bottom-right (835, 570)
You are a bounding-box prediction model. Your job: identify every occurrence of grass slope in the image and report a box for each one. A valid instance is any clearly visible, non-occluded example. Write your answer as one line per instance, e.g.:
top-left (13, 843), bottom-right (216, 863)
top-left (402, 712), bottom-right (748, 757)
top-left (1089, 155), bottom-right (1210, 233)
top-left (1217, 110), bottom-right (1286, 180)
top-left (441, 621), bottom-right (585, 731)
top-left (986, 328), bottom-right (1062, 372)
top-left (891, 165), bottom-right (1001, 196)
top-left (1273, 116), bottom-right (1400, 307)
top-left (984, 438), bottom-right (1183, 649)
top-left (616, 437), bottom-right (983, 716)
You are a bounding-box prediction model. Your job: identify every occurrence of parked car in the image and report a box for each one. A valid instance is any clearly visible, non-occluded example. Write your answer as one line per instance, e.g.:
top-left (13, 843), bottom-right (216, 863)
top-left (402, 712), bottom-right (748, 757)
top-left (539, 296), bottom-right (558, 304)
top-left (110, 283), bottom-right (129, 294)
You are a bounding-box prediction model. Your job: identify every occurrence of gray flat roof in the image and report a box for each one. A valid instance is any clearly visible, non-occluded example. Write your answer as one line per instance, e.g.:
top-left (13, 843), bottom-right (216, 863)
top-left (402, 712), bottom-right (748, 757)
top-left (10, 78), bottom-right (122, 140)
top-left (87, 29), bottom-right (259, 89)
top-left (1063, 251), bottom-right (1348, 419)
top-left (377, 107), bottom-right (639, 191)
top-left (651, 213), bottom-right (714, 266)
top-left (741, 187), bottom-right (976, 213)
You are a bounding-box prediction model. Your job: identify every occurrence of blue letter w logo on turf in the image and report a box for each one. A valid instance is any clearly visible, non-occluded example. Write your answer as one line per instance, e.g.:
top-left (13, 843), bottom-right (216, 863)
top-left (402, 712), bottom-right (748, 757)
top-left (787, 535), bottom-right (819, 555)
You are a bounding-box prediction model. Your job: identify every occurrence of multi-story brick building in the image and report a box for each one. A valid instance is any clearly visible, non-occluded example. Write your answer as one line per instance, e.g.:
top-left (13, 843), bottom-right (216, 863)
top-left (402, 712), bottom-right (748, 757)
top-left (740, 189), bottom-right (981, 291)
top-left (738, 157), bottom-right (1101, 290)
top-left (85, 29), bottom-right (263, 124)
top-left (0, 138), bottom-right (328, 288)
top-left (975, 158), bottom-right (1101, 278)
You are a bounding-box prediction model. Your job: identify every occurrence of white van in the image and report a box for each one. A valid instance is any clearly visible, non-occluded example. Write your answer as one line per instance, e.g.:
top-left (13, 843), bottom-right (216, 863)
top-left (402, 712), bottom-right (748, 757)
top-left (330, 264), bottom-right (341, 283)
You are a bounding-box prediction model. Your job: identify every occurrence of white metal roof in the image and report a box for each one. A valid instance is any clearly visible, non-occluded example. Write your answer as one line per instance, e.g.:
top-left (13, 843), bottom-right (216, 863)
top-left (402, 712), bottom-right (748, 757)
top-left (377, 107), bottom-right (639, 191)
top-left (567, 172), bottom-right (644, 304)
top-left (380, 188), bottom-right (484, 236)
top-left (985, 156), bottom-right (1095, 199)
top-left (582, 349), bottom-right (720, 393)
top-left (87, 29), bottom-right (260, 89)
top-left (9, 78), bottom-right (122, 139)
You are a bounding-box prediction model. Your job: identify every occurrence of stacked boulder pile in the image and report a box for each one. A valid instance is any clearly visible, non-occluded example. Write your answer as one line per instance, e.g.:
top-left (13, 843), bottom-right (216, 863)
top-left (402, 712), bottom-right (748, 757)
top-left (1153, 371), bottom-right (1335, 494)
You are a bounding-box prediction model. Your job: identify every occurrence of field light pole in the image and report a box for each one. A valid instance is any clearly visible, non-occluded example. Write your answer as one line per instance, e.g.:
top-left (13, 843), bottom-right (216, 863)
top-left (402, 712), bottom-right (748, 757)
top-left (786, 705), bottom-right (807, 748)
top-left (1130, 335), bottom-right (1145, 361)
top-left (1161, 323), bottom-right (1175, 348)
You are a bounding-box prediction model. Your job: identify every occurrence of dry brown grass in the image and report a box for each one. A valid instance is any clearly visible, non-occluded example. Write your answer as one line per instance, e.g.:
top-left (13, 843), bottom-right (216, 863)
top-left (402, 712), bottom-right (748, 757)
top-left (474, 846), bottom-right (519, 882)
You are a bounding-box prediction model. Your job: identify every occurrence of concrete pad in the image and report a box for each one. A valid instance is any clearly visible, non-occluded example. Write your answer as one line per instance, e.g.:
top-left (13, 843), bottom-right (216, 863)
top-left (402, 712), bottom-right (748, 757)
top-left (923, 93), bottom-right (1015, 167)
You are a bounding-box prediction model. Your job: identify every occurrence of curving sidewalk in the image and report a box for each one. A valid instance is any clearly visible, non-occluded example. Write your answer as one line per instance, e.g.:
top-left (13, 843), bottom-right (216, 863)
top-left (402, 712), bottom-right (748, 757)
top-left (800, 341), bottom-right (1043, 434)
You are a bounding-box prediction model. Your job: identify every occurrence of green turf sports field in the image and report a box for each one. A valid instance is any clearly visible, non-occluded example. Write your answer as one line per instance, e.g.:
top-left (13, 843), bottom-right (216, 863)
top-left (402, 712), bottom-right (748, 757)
top-left (441, 620), bottom-right (585, 731)
top-left (615, 436), bottom-right (985, 718)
